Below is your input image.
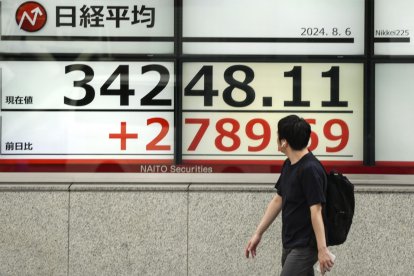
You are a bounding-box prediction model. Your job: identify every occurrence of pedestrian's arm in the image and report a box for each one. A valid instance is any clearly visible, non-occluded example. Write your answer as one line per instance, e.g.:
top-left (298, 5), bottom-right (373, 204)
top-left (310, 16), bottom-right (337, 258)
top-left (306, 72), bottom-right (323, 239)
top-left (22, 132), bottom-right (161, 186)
top-left (310, 204), bottom-right (335, 273)
top-left (255, 194), bottom-right (282, 235)
top-left (245, 194), bottom-right (282, 258)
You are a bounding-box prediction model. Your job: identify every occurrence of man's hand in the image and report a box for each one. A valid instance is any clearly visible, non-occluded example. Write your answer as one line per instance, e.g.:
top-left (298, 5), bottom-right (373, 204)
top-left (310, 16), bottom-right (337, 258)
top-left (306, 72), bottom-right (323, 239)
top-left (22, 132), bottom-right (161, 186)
top-left (318, 247), bottom-right (335, 274)
top-left (245, 233), bottom-right (262, 258)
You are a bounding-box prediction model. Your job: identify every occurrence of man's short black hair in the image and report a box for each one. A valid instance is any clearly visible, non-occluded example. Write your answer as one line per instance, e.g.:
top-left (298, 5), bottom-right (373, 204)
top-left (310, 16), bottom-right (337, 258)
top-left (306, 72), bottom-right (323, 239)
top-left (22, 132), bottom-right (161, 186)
top-left (277, 115), bottom-right (311, 151)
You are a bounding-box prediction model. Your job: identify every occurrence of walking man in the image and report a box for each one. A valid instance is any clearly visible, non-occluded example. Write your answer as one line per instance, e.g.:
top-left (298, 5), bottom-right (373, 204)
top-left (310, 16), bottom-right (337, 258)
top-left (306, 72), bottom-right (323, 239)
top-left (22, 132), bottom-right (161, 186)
top-left (245, 115), bottom-right (335, 275)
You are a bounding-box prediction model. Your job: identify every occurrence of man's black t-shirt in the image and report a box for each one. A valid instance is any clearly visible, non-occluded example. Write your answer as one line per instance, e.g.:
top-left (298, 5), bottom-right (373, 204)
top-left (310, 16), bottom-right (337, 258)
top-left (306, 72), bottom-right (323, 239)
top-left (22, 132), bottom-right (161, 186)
top-left (275, 152), bottom-right (326, 249)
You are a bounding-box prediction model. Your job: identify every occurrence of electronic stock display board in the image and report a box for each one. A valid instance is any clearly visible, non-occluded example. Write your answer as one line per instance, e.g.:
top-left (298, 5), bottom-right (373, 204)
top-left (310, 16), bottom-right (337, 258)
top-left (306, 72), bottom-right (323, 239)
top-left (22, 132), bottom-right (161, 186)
top-left (4, 0), bottom-right (413, 173)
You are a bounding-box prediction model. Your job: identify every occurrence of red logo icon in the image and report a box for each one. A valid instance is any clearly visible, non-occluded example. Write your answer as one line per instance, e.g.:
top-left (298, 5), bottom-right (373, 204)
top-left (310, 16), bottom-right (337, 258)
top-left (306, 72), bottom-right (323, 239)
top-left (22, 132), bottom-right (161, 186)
top-left (15, 1), bottom-right (47, 32)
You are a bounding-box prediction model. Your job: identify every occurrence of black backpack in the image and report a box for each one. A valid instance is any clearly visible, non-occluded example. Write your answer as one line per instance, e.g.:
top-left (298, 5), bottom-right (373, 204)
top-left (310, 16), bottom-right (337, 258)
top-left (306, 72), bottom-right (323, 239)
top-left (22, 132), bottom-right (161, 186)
top-left (324, 170), bottom-right (355, 246)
